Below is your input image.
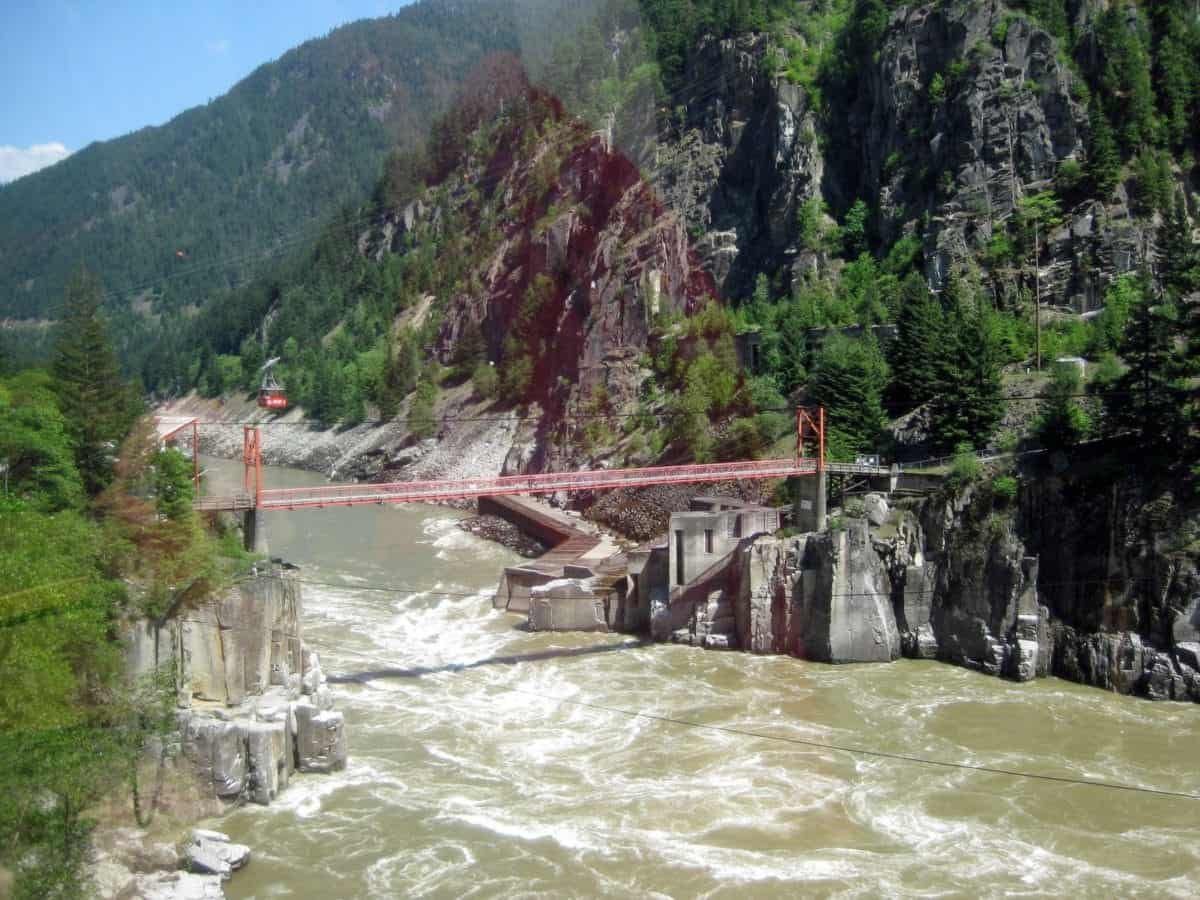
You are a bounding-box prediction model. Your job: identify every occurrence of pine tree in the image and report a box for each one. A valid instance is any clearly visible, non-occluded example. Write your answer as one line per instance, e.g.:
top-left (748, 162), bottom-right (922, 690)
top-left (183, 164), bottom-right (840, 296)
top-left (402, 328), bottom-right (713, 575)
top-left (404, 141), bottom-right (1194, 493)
top-left (809, 334), bottom-right (889, 458)
top-left (889, 271), bottom-right (945, 409)
top-left (1036, 363), bottom-right (1091, 450)
top-left (774, 299), bottom-right (809, 395)
top-left (1103, 282), bottom-right (1189, 451)
top-left (50, 267), bottom-right (133, 494)
top-left (1159, 192), bottom-right (1199, 301)
top-left (928, 278), bottom-right (1005, 452)
top-left (1086, 101), bottom-right (1121, 198)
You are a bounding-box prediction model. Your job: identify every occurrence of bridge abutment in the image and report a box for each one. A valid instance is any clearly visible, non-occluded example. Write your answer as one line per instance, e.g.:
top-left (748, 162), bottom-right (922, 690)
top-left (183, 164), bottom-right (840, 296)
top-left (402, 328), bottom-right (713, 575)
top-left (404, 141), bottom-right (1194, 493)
top-left (244, 509), bottom-right (269, 556)
top-left (792, 469), bottom-right (827, 533)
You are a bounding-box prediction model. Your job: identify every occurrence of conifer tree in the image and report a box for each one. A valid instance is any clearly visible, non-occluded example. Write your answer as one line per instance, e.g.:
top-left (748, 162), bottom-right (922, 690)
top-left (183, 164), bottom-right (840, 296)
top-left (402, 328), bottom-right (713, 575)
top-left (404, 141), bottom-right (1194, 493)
top-left (809, 333), bottom-right (888, 458)
top-left (1086, 102), bottom-right (1121, 198)
top-left (890, 271), bottom-right (945, 409)
top-left (50, 267), bottom-right (133, 494)
top-left (1036, 363), bottom-right (1091, 450)
top-left (1159, 192), bottom-right (1199, 301)
top-left (928, 277), bottom-right (1005, 452)
top-left (1103, 280), bottom-right (1188, 450)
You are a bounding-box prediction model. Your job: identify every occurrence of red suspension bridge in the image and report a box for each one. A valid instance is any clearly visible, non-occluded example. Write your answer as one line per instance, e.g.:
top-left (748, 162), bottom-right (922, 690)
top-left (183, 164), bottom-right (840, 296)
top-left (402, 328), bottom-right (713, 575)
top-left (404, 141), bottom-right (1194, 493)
top-left (156, 408), bottom-right (889, 513)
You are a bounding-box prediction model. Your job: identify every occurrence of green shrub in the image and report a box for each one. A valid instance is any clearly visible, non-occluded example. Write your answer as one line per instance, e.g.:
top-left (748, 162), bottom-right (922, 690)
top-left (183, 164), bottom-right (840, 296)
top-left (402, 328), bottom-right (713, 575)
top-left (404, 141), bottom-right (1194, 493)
top-left (947, 442), bottom-right (982, 491)
top-left (991, 475), bottom-right (1018, 504)
top-left (929, 72), bottom-right (947, 106)
top-left (992, 14), bottom-right (1013, 47)
top-left (471, 362), bottom-right (498, 400)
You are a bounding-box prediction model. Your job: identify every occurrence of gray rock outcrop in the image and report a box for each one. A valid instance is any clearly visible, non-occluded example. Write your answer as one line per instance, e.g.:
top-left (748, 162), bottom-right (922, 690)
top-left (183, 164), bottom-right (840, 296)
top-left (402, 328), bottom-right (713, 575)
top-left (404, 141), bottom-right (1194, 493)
top-left (123, 571), bottom-right (347, 807)
top-left (185, 830), bottom-right (250, 881)
top-left (730, 522), bottom-right (900, 664)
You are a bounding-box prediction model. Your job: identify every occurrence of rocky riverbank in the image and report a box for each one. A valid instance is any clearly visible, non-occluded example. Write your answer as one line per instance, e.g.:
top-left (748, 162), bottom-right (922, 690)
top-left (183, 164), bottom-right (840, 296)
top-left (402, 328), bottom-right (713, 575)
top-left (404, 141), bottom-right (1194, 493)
top-left (88, 568), bottom-right (348, 898)
top-left (666, 467), bottom-right (1200, 704)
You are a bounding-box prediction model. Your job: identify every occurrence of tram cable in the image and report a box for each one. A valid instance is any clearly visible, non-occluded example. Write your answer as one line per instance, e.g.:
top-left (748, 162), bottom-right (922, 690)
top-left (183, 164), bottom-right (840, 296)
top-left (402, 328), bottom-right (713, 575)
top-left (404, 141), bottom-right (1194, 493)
top-left (469, 676), bottom-right (1200, 802)
top-left (185, 388), bottom-right (1161, 429)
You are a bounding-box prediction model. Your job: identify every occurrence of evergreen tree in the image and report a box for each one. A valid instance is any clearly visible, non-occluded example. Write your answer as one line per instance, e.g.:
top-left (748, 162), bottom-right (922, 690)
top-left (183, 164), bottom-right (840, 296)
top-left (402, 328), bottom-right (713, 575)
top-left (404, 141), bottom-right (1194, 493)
top-left (50, 267), bottom-right (133, 494)
top-left (928, 278), bottom-right (1005, 452)
top-left (809, 334), bottom-right (889, 458)
top-left (154, 447), bottom-right (195, 522)
top-left (1086, 101), bottom-right (1121, 198)
top-left (1154, 14), bottom-right (1195, 148)
top-left (1159, 192), bottom-right (1199, 301)
top-left (1103, 282), bottom-right (1189, 450)
top-left (840, 200), bottom-right (870, 258)
top-left (774, 299), bottom-right (809, 395)
top-left (1035, 363), bottom-right (1091, 450)
top-left (889, 271), bottom-right (945, 409)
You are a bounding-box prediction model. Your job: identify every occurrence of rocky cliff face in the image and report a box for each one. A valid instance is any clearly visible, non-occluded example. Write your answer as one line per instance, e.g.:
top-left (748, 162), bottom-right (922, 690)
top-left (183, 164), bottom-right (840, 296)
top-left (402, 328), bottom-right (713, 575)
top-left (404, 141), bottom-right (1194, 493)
top-left (644, 0), bottom-right (1166, 311)
top-left (1019, 455), bottom-right (1200, 700)
top-left (650, 32), bottom-right (830, 295)
top-left (125, 570), bottom-right (347, 807)
top-left (726, 467), bottom-right (1199, 702)
top-left (361, 73), bottom-right (720, 474)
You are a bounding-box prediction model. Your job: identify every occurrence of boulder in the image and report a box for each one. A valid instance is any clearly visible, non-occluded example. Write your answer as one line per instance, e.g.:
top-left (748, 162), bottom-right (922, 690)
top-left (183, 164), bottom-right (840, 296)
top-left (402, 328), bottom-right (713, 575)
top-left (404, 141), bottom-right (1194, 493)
top-left (294, 703), bottom-right (347, 773)
top-left (862, 493), bottom-right (889, 527)
top-left (185, 830), bottom-right (250, 881)
top-left (134, 871), bottom-right (225, 900)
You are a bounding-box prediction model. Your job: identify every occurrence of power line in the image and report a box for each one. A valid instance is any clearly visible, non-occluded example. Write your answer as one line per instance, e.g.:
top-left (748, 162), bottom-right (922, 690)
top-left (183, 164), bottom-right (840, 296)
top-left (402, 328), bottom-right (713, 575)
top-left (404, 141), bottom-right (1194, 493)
top-left (477, 679), bottom-right (1200, 802)
top-left (2, 570), bottom-right (1158, 631)
top-left (181, 388), bottom-right (1162, 429)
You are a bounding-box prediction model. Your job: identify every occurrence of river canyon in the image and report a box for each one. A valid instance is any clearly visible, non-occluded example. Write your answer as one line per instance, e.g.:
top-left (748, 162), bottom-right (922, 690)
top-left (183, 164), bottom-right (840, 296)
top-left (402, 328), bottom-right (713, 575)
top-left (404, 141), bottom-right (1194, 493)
top-left (197, 456), bottom-right (1199, 898)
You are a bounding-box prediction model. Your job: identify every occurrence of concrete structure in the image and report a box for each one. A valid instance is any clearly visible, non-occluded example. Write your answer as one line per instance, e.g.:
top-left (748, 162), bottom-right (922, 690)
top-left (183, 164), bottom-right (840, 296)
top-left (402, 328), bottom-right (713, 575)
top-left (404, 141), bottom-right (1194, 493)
top-left (668, 504), bottom-right (781, 589)
top-left (487, 496), bottom-right (631, 631)
top-left (793, 468), bottom-right (827, 532)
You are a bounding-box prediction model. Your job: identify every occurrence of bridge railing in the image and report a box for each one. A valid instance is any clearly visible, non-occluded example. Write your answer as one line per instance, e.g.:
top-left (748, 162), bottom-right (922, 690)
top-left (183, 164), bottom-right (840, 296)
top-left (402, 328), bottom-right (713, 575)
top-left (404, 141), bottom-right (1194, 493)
top-left (254, 457), bottom-right (818, 509)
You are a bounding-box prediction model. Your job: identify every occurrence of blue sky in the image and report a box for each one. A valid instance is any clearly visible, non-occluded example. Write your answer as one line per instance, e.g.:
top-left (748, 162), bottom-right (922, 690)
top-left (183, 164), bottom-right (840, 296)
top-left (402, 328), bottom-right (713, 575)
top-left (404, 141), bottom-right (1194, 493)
top-left (0, 0), bottom-right (414, 182)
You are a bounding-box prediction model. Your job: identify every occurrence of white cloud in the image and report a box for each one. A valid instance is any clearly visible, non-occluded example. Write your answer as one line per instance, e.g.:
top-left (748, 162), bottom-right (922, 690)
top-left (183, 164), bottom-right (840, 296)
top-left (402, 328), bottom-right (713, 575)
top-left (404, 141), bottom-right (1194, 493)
top-left (0, 142), bottom-right (72, 184)
top-left (205, 38), bottom-right (231, 55)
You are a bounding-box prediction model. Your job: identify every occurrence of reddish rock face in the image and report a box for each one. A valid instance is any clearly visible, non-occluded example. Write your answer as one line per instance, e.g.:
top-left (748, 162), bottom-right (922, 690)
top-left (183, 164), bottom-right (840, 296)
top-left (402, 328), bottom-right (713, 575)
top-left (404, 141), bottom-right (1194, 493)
top-left (366, 74), bottom-right (721, 473)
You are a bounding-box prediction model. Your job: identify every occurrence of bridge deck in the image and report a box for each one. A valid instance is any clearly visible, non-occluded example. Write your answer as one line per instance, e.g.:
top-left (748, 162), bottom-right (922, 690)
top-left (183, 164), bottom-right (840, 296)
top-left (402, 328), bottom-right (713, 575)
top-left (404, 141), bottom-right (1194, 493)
top-left (195, 457), bottom-right (874, 512)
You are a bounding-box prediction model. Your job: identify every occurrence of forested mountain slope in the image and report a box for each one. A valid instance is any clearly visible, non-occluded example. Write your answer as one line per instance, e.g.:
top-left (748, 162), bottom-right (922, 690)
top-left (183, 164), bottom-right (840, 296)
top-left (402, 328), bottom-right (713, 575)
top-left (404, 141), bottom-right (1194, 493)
top-left (158, 0), bottom-right (1195, 464)
top-left (0, 0), bottom-right (556, 326)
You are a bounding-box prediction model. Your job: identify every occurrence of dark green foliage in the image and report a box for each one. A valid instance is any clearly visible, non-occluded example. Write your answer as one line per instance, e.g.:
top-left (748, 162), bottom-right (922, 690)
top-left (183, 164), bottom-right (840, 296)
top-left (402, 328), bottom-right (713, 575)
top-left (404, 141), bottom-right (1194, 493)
top-left (0, 1), bottom-right (525, 325)
top-left (808, 333), bottom-right (888, 459)
top-left (50, 269), bottom-right (136, 495)
top-left (1152, 6), bottom-right (1200, 149)
top-left (889, 272), bottom-right (944, 409)
top-left (1054, 158), bottom-right (1085, 204)
top-left (450, 320), bottom-right (488, 381)
top-left (1095, 2), bottom-right (1157, 153)
top-left (154, 448), bottom-right (194, 522)
top-left (472, 362), bottom-right (499, 400)
top-left (0, 371), bottom-right (84, 512)
top-left (638, 0), bottom-right (792, 84)
top-left (1035, 363), bottom-right (1091, 450)
top-left (840, 199), bottom-right (870, 258)
top-left (407, 377), bottom-right (439, 439)
top-left (991, 474), bottom-right (1018, 504)
top-left (1130, 148), bottom-right (1173, 216)
top-left (1085, 101), bottom-right (1122, 197)
top-left (1013, 0), bottom-right (1069, 41)
top-left (1102, 280), bottom-right (1189, 450)
top-left (927, 277), bottom-right (1005, 452)
top-left (1159, 191), bottom-right (1200, 302)
top-left (1091, 274), bottom-right (1139, 355)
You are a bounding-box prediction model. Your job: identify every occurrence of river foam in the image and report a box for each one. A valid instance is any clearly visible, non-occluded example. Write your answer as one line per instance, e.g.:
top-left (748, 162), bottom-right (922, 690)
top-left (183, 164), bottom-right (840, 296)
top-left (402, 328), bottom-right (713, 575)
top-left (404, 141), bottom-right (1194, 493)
top-left (192, 455), bottom-right (1200, 899)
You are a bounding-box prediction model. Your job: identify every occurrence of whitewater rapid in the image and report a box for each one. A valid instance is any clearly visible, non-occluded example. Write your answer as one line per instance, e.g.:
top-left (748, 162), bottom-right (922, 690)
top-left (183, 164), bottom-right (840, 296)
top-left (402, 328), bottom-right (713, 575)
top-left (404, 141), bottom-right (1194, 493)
top-left (195, 457), bottom-right (1198, 899)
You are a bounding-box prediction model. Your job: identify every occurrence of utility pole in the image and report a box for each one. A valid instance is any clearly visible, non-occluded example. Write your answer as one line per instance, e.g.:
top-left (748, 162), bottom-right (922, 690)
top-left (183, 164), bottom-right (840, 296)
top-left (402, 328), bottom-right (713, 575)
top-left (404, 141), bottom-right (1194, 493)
top-left (1034, 218), bottom-right (1042, 371)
